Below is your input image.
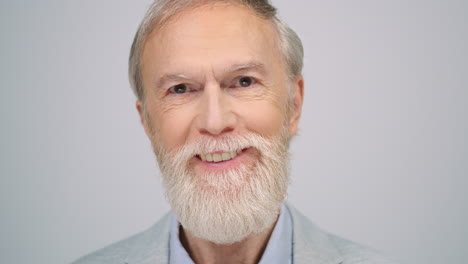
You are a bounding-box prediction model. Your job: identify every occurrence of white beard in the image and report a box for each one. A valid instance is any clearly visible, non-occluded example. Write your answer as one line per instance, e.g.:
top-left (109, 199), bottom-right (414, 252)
top-left (153, 130), bottom-right (290, 244)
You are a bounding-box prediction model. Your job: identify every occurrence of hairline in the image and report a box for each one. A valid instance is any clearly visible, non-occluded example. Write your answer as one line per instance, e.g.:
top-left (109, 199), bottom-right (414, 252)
top-left (129, 0), bottom-right (302, 105)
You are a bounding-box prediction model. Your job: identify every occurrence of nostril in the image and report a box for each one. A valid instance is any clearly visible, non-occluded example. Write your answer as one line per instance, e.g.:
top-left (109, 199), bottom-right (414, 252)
top-left (199, 126), bottom-right (235, 136)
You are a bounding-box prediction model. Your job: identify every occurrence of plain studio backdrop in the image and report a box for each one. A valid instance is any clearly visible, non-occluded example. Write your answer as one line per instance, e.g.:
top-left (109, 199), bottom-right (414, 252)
top-left (1, 0), bottom-right (467, 263)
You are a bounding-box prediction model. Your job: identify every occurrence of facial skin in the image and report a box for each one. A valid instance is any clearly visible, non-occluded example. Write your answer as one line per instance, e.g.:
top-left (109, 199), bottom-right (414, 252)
top-left (138, 3), bottom-right (303, 150)
top-left (136, 2), bottom-right (303, 263)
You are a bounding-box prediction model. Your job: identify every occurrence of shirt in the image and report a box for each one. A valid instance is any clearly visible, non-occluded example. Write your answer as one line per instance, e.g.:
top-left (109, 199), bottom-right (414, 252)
top-left (169, 204), bottom-right (293, 264)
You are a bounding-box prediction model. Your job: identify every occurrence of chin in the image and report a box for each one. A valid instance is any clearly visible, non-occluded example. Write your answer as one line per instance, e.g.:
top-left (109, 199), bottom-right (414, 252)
top-left (156, 131), bottom-right (291, 244)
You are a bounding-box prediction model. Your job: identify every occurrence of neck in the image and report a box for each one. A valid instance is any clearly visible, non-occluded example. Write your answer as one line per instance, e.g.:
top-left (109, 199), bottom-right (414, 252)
top-left (179, 216), bottom-right (279, 264)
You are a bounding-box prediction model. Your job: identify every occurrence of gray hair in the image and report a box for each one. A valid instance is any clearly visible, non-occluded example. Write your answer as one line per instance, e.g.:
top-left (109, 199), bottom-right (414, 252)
top-left (128, 0), bottom-right (304, 102)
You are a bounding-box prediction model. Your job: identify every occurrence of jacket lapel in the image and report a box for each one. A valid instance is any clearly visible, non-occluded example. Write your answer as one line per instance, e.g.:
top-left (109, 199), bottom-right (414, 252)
top-left (127, 212), bottom-right (172, 264)
top-left (133, 205), bottom-right (343, 264)
top-left (286, 203), bottom-right (343, 264)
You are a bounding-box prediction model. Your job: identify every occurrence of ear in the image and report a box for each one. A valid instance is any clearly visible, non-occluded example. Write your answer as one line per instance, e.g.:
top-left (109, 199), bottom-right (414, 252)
top-left (288, 76), bottom-right (304, 137)
top-left (136, 100), bottom-right (152, 139)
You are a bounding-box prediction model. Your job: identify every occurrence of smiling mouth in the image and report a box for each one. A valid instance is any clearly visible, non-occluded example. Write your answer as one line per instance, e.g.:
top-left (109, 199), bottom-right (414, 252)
top-left (196, 149), bottom-right (245, 162)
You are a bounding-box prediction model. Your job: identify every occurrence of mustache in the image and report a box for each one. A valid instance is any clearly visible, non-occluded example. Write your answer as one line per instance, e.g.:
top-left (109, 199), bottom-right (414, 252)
top-left (158, 132), bottom-right (279, 163)
top-left (185, 133), bottom-right (273, 156)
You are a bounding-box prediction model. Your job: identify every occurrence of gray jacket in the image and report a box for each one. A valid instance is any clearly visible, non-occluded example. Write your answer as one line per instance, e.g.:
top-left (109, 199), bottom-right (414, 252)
top-left (73, 204), bottom-right (396, 264)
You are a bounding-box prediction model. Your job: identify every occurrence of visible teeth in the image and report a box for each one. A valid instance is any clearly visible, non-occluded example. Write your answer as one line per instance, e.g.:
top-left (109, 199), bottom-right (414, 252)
top-left (212, 153), bottom-right (222, 162)
top-left (229, 151), bottom-right (236, 159)
top-left (199, 150), bottom-right (242, 163)
top-left (221, 152), bottom-right (230, 161)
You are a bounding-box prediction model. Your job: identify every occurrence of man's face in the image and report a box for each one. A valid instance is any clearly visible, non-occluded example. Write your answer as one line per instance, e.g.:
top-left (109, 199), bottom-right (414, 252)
top-left (137, 3), bottom-right (303, 244)
top-left (139, 2), bottom-right (302, 153)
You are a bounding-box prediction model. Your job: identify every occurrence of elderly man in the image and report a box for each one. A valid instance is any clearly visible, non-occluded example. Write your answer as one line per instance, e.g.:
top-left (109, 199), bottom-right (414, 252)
top-left (74, 0), bottom-right (395, 263)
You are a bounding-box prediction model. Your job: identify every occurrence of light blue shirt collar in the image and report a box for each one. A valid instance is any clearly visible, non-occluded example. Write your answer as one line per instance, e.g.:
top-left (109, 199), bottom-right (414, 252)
top-left (169, 204), bottom-right (293, 264)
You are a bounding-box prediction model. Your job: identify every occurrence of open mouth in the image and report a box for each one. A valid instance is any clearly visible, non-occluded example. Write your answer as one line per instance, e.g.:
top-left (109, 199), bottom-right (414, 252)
top-left (196, 148), bottom-right (246, 163)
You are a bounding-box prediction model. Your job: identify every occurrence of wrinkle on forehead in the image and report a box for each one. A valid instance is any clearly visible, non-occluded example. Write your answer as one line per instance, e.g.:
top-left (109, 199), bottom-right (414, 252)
top-left (141, 1), bottom-right (289, 117)
top-left (141, 2), bottom-right (282, 82)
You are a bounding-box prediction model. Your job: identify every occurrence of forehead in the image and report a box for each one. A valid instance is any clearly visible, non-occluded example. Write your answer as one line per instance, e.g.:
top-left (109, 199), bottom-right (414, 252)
top-left (141, 3), bottom-right (283, 79)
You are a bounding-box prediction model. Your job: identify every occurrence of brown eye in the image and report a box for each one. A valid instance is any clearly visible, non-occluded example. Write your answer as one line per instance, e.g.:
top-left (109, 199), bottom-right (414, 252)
top-left (239, 77), bottom-right (254, 87)
top-left (170, 84), bottom-right (188, 94)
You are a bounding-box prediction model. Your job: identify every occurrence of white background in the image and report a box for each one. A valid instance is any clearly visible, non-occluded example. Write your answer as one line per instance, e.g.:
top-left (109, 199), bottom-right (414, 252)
top-left (1, 0), bottom-right (467, 263)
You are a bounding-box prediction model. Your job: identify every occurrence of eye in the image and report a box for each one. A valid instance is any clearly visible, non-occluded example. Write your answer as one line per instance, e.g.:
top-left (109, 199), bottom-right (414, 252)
top-left (236, 76), bottom-right (256, 88)
top-left (169, 84), bottom-right (188, 94)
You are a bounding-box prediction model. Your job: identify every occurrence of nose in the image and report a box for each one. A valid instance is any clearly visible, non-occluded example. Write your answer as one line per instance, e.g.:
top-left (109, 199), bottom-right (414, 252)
top-left (196, 83), bottom-right (236, 136)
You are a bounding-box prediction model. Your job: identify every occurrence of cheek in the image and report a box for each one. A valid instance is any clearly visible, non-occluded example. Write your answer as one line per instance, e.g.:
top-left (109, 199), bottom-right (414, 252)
top-left (238, 100), bottom-right (286, 136)
top-left (236, 84), bottom-right (290, 135)
top-left (159, 113), bottom-right (194, 149)
top-left (147, 102), bottom-right (195, 151)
